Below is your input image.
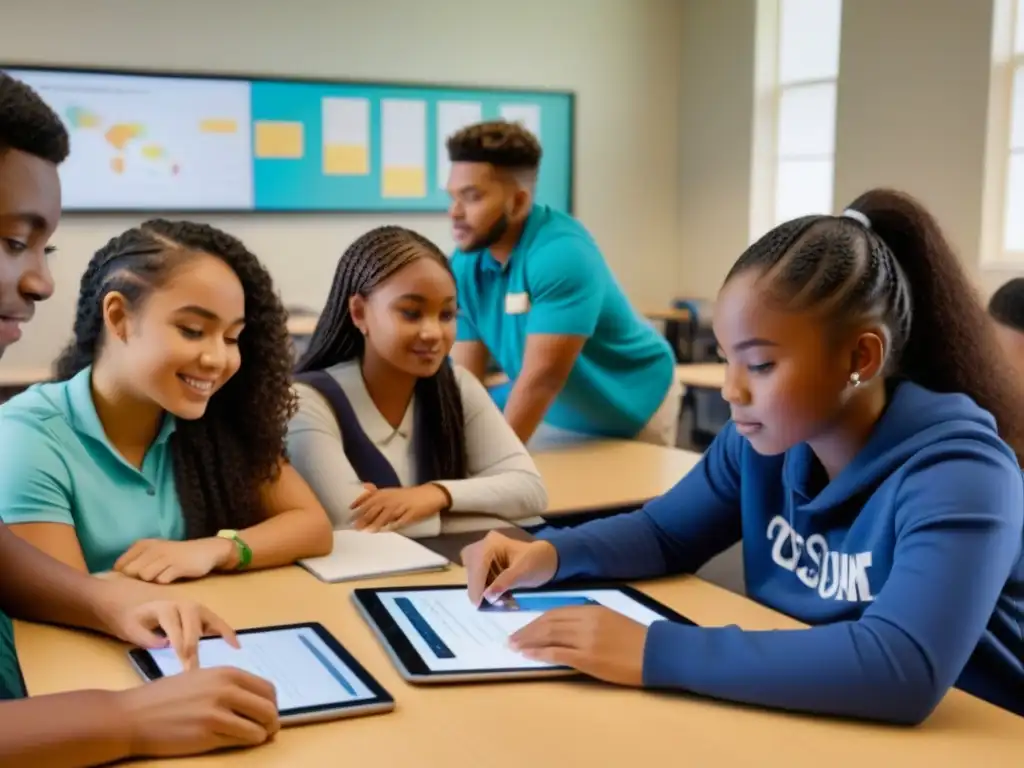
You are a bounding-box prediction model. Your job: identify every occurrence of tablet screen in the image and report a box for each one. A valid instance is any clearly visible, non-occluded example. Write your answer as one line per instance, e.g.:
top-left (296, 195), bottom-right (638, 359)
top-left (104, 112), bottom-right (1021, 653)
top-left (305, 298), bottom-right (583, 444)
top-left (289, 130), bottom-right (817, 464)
top-left (375, 587), bottom-right (668, 672)
top-left (145, 625), bottom-right (378, 711)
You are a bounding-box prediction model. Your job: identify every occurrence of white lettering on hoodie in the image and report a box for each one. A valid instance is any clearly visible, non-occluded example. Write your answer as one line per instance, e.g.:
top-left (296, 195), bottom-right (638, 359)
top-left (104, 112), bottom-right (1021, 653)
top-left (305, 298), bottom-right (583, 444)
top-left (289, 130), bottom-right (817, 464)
top-left (766, 515), bottom-right (875, 602)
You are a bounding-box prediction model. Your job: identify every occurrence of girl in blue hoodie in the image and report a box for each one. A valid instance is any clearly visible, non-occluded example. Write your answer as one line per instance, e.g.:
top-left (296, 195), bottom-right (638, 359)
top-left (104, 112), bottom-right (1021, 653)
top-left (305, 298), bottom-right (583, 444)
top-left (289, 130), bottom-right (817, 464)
top-left (461, 188), bottom-right (1024, 724)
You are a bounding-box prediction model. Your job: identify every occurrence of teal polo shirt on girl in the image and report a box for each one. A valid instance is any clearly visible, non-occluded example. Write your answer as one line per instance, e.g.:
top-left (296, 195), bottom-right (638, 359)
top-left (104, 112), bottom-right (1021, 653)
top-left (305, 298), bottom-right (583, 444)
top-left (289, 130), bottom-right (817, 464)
top-left (451, 204), bottom-right (676, 438)
top-left (0, 366), bottom-right (185, 574)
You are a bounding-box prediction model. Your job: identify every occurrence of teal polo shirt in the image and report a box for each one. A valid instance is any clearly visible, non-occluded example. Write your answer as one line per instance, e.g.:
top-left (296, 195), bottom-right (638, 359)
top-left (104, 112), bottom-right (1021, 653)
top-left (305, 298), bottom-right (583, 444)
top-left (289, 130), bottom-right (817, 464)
top-left (0, 366), bottom-right (185, 574)
top-left (451, 205), bottom-right (676, 438)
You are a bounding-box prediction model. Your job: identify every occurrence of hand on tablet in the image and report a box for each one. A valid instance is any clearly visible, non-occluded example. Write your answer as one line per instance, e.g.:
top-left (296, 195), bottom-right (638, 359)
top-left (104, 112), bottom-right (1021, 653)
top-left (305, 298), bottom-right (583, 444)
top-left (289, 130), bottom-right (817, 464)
top-left (115, 666), bottom-right (279, 758)
top-left (462, 531), bottom-right (558, 606)
top-left (509, 606), bottom-right (648, 687)
top-left (351, 483), bottom-right (449, 532)
top-left (103, 597), bottom-right (240, 671)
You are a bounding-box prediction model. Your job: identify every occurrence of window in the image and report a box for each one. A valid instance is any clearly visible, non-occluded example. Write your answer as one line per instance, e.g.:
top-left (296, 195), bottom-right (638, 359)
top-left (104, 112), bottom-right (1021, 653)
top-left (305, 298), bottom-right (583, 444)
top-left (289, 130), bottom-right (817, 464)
top-left (751, 0), bottom-right (843, 236)
top-left (982, 0), bottom-right (1024, 265)
top-left (1003, 0), bottom-right (1024, 253)
top-left (773, 0), bottom-right (843, 224)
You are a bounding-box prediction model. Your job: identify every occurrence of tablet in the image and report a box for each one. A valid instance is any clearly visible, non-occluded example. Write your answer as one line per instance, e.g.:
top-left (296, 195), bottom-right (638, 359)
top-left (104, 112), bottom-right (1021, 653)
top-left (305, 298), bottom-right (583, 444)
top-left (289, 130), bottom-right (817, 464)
top-left (128, 622), bottom-right (394, 725)
top-left (353, 584), bottom-right (694, 683)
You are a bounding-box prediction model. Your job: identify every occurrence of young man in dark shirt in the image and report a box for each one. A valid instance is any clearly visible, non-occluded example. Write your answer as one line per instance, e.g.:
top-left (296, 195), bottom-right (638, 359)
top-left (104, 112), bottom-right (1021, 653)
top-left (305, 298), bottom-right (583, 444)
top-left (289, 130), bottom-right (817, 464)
top-left (0, 70), bottom-right (280, 766)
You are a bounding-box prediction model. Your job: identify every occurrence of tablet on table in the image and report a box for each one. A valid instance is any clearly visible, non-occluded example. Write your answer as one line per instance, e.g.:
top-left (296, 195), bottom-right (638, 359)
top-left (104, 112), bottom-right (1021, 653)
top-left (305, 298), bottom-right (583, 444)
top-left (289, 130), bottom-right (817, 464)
top-left (128, 622), bottom-right (394, 725)
top-left (353, 584), bottom-right (694, 684)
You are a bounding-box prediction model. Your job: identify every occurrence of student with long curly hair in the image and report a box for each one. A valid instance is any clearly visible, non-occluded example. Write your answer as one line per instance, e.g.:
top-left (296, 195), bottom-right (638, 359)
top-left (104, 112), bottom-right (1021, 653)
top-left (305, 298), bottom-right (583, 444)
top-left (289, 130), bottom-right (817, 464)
top-left (0, 219), bottom-right (333, 582)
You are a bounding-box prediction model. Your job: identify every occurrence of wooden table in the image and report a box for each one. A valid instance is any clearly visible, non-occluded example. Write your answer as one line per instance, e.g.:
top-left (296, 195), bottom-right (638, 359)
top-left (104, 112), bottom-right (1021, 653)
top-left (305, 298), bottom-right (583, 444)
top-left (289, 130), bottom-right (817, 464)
top-left (485, 364), bottom-right (726, 393)
top-left (535, 440), bottom-right (700, 515)
top-left (15, 566), bottom-right (1023, 766)
top-left (642, 306), bottom-right (692, 323)
top-left (0, 365), bottom-right (53, 388)
top-left (286, 315), bottom-right (318, 337)
top-left (676, 362), bottom-right (726, 390)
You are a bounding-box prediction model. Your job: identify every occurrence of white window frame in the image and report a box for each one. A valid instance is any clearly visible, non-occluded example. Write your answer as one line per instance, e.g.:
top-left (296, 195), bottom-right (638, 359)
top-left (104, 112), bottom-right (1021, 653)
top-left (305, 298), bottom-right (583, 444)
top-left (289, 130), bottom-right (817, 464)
top-left (981, 0), bottom-right (1024, 268)
top-left (749, 0), bottom-right (842, 241)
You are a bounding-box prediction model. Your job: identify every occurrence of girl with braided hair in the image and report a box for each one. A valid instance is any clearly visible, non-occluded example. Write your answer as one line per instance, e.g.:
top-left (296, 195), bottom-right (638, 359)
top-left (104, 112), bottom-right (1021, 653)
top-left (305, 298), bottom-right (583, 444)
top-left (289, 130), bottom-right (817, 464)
top-left (461, 189), bottom-right (1024, 722)
top-left (0, 219), bottom-right (333, 582)
top-left (287, 225), bottom-right (547, 537)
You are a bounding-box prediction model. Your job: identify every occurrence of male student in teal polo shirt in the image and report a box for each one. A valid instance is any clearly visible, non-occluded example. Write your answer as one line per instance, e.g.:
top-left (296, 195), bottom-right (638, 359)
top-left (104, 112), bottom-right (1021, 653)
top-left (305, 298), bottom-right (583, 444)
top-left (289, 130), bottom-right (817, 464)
top-left (446, 120), bottom-right (680, 446)
top-left (0, 70), bottom-right (279, 765)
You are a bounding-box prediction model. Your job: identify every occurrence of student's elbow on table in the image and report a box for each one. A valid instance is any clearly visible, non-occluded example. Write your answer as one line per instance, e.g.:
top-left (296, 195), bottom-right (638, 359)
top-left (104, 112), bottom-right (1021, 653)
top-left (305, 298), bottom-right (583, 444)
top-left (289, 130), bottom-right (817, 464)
top-left (868, 681), bottom-right (944, 726)
top-left (306, 507), bottom-right (335, 556)
top-left (849, 632), bottom-right (947, 725)
top-left (518, 472), bottom-right (549, 518)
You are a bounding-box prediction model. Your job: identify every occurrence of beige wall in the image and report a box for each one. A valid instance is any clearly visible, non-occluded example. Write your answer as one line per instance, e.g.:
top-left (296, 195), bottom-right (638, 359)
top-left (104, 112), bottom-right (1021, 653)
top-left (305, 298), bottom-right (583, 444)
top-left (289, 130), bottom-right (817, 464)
top-left (677, 0), bottom-right (758, 300)
top-left (833, 0), bottom-right (996, 291)
top-left (675, 0), bottom-right (1016, 302)
top-left (0, 0), bottom-right (685, 370)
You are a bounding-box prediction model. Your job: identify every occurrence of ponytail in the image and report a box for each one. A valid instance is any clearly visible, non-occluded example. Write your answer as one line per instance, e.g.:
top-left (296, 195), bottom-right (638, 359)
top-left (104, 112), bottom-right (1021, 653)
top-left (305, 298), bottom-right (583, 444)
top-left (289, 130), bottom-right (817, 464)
top-left (850, 189), bottom-right (1024, 460)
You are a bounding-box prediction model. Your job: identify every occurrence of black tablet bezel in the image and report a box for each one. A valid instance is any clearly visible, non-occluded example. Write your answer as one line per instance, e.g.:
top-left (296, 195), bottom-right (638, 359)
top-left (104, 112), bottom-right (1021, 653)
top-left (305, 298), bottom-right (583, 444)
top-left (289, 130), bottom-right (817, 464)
top-left (353, 584), bottom-right (695, 678)
top-left (128, 621), bottom-right (394, 717)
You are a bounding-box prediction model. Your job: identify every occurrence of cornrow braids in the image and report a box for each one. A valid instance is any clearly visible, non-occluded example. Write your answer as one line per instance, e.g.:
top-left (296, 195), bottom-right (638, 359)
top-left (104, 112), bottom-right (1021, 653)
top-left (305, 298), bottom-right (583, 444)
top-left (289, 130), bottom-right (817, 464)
top-left (726, 188), bottom-right (1024, 463)
top-left (55, 219), bottom-right (296, 538)
top-left (0, 71), bottom-right (69, 163)
top-left (296, 225), bottom-right (469, 481)
top-left (446, 119), bottom-right (541, 172)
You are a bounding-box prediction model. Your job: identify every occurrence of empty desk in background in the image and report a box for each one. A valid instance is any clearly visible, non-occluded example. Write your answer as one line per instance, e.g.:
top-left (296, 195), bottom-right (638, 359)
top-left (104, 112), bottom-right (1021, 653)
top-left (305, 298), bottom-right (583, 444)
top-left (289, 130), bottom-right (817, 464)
top-left (534, 439), bottom-right (701, 519)
top-left (675, 363), bottom-right (728, 448)
top-left (0, 365), bottom-right (53, 401)
top-left (675, 362), bottom-right (725, 390)
top-left (286, 315), bottom-right (318, 337)
top-left (14, 566), bottom-right (1023, 768)
top-left (642, 306), bottom-right (692, 362)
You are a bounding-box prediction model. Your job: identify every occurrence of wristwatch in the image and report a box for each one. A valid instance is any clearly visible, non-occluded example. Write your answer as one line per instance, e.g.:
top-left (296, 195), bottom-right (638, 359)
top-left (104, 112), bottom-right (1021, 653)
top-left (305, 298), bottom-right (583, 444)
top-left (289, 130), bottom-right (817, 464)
top-left (216, 529), bottom-right (252, 570)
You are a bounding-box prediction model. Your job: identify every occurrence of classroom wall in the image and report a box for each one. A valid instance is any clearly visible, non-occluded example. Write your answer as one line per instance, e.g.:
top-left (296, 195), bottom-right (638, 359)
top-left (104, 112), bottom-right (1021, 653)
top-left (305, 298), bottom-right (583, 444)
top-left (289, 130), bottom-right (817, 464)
top-left (0, 0), bottom-right (685, 369)
top-left (676, 0), bottom-right (758, 301)
top-left (833, 0), bottom-right (997, 290)
top-left (676, 0), bottom-right (1018, 302)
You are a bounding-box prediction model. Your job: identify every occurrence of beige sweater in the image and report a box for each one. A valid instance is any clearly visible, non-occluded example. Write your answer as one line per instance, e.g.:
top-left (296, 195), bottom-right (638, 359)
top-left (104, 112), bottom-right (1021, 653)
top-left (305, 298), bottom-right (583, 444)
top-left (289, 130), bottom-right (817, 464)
top-left (285, 360), bottom-right (548, 537)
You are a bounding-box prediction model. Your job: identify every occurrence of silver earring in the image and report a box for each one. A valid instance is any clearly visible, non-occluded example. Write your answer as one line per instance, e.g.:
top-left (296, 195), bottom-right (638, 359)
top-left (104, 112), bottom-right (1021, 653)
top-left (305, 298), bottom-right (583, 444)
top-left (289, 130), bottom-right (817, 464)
top-left (849, 372), bottom-right (862, 388)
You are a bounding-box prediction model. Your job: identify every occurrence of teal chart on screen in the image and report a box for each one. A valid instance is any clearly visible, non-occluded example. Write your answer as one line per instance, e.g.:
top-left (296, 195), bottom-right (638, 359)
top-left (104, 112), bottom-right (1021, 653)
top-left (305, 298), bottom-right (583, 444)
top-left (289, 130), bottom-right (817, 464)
top-left (3, 67), bottom-right (574, 214)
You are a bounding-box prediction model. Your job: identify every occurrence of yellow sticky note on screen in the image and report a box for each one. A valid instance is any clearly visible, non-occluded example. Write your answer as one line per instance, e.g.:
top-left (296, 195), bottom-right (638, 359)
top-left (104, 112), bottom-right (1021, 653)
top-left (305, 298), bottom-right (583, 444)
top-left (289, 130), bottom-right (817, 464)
top-left (382, 166), bottom-right (426, 198)
top-left (255, 121), bottom-right (304, 159)
top-left (323, 144), bottom-right (369, 175)
top-left (200, 118), bottom-right (238, 134)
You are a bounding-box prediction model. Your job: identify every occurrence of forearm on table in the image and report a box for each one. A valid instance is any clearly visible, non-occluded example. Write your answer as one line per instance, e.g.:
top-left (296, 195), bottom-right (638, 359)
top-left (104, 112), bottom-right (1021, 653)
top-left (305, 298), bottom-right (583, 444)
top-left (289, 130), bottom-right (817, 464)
top-left (538, 508), bottom-right (670, 581)
top-left (0, 525), bottom-right (115, 633)
top-left (438, 471), bottom-right (548, 519)
top-left (228, 508), bottom-right (333, 570)
top-left (0, 689), bottom-right (131, 767)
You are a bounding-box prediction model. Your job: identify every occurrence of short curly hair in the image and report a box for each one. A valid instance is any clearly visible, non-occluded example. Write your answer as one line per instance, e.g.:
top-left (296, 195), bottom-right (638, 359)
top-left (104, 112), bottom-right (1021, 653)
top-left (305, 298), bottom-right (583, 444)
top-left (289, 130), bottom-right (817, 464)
top-left (54, 219), bottom-right (296, 539)
top-left (446, 119), bottom-right (541, 174)
top-left (989, 278), bottom-right (1024, 332)
top-left (0, 71), bottom-right (69, 164)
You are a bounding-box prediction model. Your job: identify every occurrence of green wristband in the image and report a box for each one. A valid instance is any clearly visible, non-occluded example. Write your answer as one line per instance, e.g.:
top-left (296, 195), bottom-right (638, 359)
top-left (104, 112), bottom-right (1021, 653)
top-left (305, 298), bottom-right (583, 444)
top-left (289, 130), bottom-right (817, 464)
top-left (216, 529), bottom-right (252, 570)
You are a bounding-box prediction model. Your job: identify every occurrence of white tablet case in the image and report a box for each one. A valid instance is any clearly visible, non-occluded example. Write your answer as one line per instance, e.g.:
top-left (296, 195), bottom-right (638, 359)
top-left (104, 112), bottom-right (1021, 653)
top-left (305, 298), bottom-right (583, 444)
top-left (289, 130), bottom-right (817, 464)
top-left (299, 530), bottom-right (450, 583)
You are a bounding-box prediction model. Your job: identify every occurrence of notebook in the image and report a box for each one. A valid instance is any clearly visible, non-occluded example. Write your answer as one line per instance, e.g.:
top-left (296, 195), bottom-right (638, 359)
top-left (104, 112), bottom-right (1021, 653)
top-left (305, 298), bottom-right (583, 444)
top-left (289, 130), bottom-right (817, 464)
top-left (298, 530), bottom-right (451, 583)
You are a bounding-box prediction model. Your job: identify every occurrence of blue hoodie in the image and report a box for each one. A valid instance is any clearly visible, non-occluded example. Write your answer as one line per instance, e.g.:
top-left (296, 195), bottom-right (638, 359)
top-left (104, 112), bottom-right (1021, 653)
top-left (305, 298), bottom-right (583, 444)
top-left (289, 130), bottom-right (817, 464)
top-left (539, 380), bottom-right (1024, 723)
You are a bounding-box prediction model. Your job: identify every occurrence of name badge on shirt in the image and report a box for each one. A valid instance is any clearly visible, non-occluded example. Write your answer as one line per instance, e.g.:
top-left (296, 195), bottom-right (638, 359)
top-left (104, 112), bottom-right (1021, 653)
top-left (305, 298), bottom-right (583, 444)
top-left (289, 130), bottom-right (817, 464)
top-left (505, 292), bottom-right (531, 315)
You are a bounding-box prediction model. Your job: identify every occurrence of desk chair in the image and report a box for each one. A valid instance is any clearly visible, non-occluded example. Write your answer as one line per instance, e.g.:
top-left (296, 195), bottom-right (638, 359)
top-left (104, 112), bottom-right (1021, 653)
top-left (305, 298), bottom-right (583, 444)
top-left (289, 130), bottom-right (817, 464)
top-left (286, 304), bottom-right (319, 361)
top-left (671, 299), bottom-right (729, 449)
